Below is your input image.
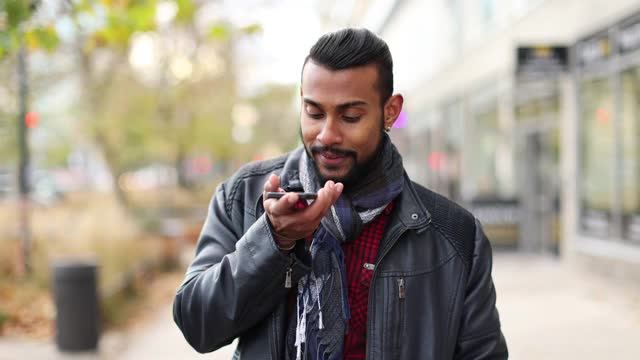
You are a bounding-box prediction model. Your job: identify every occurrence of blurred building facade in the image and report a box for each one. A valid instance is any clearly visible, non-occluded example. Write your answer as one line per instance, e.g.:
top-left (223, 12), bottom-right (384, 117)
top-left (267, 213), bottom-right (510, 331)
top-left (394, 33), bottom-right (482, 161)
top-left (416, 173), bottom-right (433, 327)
top-left (360, 0), bottom-right (640, 283)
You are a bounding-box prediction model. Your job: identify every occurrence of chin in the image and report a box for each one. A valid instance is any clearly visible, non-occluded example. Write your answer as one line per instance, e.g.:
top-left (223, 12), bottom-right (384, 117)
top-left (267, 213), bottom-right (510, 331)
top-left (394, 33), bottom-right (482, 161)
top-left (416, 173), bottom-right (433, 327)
top-left (318, 169), bottom-right (348, 183)
top-left (319, 166), bottom-right (362, 186)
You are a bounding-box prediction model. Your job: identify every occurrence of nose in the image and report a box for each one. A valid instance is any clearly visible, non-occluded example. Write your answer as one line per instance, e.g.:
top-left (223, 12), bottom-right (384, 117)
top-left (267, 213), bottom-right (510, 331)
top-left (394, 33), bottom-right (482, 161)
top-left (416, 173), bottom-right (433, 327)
top-left (316, 117), bottom-right (342, 146)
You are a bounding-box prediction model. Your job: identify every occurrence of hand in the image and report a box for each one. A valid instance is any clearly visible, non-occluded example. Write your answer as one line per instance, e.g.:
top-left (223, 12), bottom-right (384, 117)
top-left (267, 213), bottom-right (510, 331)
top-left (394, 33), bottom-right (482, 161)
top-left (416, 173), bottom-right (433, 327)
top-left (263, 174), bottom-right (343, 250)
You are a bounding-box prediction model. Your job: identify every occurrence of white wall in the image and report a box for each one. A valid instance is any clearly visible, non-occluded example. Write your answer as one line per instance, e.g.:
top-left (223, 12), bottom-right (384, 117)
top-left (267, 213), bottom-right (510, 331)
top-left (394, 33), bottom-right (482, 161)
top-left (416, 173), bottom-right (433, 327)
top-left (383, 0), bottom-right (640, 109)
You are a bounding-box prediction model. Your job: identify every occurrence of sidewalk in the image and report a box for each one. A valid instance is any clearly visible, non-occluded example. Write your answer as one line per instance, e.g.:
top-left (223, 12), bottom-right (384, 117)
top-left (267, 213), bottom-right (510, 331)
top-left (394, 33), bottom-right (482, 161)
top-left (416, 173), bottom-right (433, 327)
top-left (493, 253), bottom-right (640, 359)
top-left (117, 303), bottom-right (236, 360)
top-left (1, 253), bottom-right (639, 359)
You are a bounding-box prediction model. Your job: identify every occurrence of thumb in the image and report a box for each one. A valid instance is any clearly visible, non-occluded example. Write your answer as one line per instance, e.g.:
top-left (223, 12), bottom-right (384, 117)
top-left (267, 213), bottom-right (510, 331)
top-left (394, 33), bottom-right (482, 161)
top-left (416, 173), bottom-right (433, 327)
top-left (264, 173), bottom-right (281, 193)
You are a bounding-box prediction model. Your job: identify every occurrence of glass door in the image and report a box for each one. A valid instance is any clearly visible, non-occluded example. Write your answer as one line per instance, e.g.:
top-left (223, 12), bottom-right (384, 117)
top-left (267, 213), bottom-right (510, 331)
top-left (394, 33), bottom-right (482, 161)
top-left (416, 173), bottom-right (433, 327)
top-left (579, 77), bottom-right (615, 237)
top-left (515, 92), bottom-right (561, 253)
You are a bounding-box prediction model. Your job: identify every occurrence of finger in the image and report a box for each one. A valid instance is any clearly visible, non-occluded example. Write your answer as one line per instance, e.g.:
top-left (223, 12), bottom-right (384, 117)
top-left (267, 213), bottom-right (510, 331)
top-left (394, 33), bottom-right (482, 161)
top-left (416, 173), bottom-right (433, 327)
top-left (331, 182), bottom-right (344, 203)
top-left (268, 192), bottom-right (300, 216)
top-left (263, 173), bottom-right (281, 193)
top-left (270, 174), bottom-right (281, 190)
top-left (263, 175), bottom-right (284, 216)
top-left (263, 174), bottom-right (283, 205)
top-left (321, 181), bottom-right (337, 213)
top-left (308, 184), bottom-right (330, 210)
top-left (305, 182), bottom-right (334, 218)
top-left (320, 181), bottom-right (343, 218)
top-left (325, 180), bottom-right (344, 203)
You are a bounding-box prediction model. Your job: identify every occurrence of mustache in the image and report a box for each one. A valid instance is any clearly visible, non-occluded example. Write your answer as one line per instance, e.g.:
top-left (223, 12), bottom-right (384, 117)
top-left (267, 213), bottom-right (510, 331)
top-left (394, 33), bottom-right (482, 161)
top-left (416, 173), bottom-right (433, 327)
top-left (310, 145), bottom-right (357, 158)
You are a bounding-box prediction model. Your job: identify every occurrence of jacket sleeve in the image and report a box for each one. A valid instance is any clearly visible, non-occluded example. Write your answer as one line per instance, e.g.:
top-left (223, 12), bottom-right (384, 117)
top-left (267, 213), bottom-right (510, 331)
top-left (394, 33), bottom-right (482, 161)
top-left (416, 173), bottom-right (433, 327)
top-left (173, 182), bottom-right (309, 353)
top-left (454, 219), bottom-right (508, 359)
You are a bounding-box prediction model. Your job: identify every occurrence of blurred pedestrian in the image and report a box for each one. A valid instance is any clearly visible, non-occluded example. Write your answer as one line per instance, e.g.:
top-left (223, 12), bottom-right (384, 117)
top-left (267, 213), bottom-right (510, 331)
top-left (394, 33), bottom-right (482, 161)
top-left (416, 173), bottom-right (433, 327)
top-left (173, 28), bottom-right (507, 359)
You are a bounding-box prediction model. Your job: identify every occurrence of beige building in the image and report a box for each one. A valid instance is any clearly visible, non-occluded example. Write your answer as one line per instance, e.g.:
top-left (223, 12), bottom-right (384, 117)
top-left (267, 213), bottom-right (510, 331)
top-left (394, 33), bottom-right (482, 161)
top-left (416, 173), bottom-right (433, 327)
top-left (354, 0), bottom-right (640, 283)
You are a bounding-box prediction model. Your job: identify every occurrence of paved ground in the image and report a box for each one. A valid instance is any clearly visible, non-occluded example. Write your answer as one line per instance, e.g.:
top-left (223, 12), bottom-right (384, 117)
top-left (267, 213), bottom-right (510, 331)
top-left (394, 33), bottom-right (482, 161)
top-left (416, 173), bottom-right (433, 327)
top-left (493, 254), bottom-right (640, 360)
top-left (0, 308), bottom-right (236, 360)
top-left (1, 253), bottom-right (639, 359)
top-left (116, 304), bottom-right (236, 360)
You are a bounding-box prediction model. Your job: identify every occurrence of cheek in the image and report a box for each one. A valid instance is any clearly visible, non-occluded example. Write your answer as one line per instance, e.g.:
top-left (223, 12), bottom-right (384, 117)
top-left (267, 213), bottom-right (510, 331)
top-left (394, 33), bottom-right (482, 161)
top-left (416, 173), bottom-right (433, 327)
top-left (300, 120), bottom-right (318, 144)
top-left (352, 125), bottom-right (380, 154)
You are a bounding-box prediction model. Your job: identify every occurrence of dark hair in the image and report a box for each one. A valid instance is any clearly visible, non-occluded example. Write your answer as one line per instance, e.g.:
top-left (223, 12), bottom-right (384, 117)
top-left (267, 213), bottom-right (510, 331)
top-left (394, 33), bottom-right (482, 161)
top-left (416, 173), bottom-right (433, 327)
top-left (303, 28), bottom-right (394, 104)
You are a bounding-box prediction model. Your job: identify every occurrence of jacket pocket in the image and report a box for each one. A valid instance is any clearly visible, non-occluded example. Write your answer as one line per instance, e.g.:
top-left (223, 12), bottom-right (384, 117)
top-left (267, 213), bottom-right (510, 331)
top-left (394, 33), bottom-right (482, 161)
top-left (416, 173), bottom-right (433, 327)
top-left (350, 264), bottom-right (375, 335)
top-left (393, 277), bottom-right (406, 360)
top-left (381, 275), bottom-right (406, 360)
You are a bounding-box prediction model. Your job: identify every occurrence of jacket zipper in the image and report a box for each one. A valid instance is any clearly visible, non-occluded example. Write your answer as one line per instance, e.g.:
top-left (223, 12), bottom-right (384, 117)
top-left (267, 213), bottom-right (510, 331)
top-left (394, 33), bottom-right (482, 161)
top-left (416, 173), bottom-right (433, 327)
top-left (285, 266), bottom-right (293, 288)
top-left (395, 277), bottom-right (406, 358)
top-left (365, 224), bottom-right (406, 359)
top-left (269, 305), bottom-right (281, 360)
top-left (397, 277), bottom-right (406, 299)
top-left (271, 257), bottom-right (296, 359)
top-left (269, 305), bottom-right (287, 360)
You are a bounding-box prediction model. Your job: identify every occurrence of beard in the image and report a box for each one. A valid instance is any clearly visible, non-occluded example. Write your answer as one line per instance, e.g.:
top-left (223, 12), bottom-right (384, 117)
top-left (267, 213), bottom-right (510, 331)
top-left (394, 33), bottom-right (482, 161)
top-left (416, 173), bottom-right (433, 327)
top-left (300, 126), bottom-right (386, 189)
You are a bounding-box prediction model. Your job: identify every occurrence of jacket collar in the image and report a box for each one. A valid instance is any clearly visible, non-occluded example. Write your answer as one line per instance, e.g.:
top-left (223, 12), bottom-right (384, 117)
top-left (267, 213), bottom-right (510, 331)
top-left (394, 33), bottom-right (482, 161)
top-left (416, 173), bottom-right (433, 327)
top-left (391, 173), bottom-right (431, 231)
top-left (279, 147), bottom-right (305, 192)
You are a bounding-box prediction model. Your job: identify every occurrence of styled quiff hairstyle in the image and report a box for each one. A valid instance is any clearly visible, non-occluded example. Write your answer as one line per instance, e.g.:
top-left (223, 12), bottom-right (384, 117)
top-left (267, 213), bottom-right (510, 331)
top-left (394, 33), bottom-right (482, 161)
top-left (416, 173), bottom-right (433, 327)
top-left (302, 28), bottom-right (394, 104)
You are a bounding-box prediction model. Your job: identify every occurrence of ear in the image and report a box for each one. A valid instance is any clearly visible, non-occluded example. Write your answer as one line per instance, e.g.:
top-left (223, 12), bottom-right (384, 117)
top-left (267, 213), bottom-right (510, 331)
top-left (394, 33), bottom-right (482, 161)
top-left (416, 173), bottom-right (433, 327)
top-left (383, 94), bottom-right (404, 130)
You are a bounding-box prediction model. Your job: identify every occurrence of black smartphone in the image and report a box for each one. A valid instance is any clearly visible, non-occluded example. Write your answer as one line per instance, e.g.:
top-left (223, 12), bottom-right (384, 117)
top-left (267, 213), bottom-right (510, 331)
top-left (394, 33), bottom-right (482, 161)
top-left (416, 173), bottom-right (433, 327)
top-left (265, 192), bottom-right (318, 200)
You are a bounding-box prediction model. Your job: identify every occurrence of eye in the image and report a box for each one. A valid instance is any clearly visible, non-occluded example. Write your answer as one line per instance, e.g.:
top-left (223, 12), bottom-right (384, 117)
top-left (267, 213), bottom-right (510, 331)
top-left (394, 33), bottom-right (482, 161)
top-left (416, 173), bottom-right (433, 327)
top-left (342, 115), bottom-right (361, 122)
top-left (305, 105), bottom-right (324, 119)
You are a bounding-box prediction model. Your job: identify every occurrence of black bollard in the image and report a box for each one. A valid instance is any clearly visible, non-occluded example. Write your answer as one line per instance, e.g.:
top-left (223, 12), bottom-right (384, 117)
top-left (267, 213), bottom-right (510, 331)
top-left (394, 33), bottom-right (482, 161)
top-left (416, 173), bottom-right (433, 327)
top-left (51, 260), bottom-right (99, 352)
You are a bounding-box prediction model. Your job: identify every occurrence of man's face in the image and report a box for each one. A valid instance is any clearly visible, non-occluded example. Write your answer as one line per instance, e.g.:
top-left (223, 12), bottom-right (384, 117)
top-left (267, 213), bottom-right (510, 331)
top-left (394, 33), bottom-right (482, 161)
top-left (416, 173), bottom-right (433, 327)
top-left (300, 61), bottom-right (388, 185)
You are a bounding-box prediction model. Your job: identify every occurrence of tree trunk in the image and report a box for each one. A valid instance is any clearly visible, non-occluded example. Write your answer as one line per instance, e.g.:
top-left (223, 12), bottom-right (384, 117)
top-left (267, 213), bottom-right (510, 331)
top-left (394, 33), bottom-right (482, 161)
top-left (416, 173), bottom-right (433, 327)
top-left (78, 47), bottom-right (131, 207)
top-left (175, 146), bottom-right (189, 190)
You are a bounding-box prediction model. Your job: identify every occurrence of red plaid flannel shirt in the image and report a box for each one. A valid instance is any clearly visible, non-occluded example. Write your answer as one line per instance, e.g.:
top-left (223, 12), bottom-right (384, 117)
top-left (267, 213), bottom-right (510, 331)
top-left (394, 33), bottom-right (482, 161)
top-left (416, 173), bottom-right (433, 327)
top-left (289, 201), bottom-right (394, 359)
top-left (341, 201), bottom-right (394, 359)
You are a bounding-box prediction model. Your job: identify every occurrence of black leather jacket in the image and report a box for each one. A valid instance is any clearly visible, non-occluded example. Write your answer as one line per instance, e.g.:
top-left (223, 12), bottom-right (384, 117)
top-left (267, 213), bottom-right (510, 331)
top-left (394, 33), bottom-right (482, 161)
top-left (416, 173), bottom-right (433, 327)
top-left (173, 149), bottom-right (508, 359)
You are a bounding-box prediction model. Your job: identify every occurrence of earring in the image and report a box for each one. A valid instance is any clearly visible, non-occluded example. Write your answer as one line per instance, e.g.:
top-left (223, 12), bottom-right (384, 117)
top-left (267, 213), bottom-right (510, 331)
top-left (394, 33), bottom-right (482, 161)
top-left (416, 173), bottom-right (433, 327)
top-left (384, 126), bottom-right (391, 132)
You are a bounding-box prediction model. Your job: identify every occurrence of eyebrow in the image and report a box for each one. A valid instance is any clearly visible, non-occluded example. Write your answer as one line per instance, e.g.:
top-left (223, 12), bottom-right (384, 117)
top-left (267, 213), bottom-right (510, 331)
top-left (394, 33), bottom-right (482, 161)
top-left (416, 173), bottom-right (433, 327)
top-left (303, 98), bottom-right (368, 111)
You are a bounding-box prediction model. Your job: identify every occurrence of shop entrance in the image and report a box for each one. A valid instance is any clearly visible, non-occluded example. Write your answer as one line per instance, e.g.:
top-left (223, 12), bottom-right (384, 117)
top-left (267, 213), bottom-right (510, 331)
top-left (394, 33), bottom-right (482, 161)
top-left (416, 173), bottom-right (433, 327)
top-left (515, 86), bottom-right (562, 254)
top-left (520, 129), bottom-right (561, 253)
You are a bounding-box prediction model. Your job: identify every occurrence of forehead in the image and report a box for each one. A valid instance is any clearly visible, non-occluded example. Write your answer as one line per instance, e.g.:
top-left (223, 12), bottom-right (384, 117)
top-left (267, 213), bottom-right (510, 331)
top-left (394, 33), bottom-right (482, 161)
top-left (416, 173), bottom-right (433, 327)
top-left (301, 61), bottom-right (380, 106)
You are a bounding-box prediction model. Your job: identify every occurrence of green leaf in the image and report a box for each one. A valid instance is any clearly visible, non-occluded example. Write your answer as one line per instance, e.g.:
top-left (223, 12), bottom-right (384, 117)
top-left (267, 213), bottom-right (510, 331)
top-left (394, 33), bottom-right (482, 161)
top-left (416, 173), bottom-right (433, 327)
top-left (72, 0), bottom-right (94, 13)
top-left (25, 26), bottom-right (59, 51)
top-left (88, 0), bottom-right (157, 48)
top-left (209, 23), bottom-right (230, 41)
top-left (5, 0), bottom-right (32, 30)
top-left (128, 2), bottom-right (156, 31)
top-left (102, 14), bottom-right (134, 46)
top-left (240, 23), bottom-right (262, 35)
top-left (174, 0), bottom-right (195, 23)
top-left (0, 29), bottom-right (17, 58)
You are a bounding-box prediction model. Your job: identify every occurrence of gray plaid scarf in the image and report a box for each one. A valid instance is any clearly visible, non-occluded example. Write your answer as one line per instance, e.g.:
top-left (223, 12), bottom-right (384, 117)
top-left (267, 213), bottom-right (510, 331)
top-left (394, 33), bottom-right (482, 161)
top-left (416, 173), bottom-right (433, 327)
top-left (285, 134), bottom-right (404, 360)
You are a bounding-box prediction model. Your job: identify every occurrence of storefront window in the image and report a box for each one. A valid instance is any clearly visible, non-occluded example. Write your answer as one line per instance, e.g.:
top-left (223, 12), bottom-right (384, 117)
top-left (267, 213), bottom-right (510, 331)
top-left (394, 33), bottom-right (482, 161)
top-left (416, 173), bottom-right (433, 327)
top-left (442, 102), bottom-right (463, 200)
top-left (515, 96), bottom-right (559, 122)
top-left (621, 68), bottom-right (640, 241)
top-left (514, 90), bottom-right (562, 252)
top-left (471, 105), bottom-right (513, 200)
top-left (579, 77), bottom-right (614, 236)
top-left (469, 101), bottom-right (518, 247)
top-left (515, 93), bottom-right (561, 186)
top-left (404, 107), bottom-right (434, 187)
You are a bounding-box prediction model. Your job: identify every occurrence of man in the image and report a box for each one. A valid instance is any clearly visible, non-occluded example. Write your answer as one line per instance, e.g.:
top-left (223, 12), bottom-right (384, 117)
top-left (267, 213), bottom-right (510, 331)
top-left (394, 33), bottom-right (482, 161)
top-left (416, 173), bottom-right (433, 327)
top-left (174, 28), bottom-right (508, 359)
